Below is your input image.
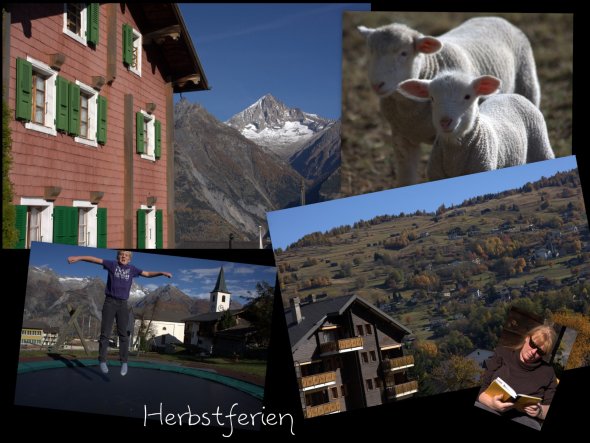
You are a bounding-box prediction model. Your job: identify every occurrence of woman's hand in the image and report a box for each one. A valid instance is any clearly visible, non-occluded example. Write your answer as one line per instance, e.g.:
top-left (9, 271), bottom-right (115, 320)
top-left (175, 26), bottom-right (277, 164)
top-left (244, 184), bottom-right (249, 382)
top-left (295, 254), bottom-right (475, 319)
top-left (490, 394), bottom-right (515, 412)
top-left (524, 404), bottom-right (543, 419)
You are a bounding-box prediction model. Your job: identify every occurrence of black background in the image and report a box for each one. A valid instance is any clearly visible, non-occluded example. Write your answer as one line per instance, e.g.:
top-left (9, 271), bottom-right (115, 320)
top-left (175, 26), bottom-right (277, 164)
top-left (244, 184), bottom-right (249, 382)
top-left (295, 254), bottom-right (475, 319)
top-left (5, 0), bottom-right (586, 439)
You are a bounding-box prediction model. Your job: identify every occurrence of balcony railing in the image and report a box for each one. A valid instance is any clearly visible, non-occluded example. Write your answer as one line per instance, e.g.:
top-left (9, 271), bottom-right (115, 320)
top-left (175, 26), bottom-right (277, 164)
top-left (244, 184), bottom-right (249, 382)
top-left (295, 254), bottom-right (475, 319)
top-left (304, 400), bottom-right (341, 419)
top-left (385, 380), bottom-right (418, 399)
top-left (299, 371), bottom-right (337, 391)
top-left (319, 337), bottom-right (363, 355)
top-left (381, 355), bottom-right (414, 372)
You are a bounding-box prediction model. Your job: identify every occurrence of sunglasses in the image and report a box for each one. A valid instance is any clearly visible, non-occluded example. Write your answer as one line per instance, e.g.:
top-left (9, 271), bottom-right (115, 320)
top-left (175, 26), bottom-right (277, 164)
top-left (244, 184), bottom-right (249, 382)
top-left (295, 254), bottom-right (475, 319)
top-left (528, 336), bottom-right (546, 357)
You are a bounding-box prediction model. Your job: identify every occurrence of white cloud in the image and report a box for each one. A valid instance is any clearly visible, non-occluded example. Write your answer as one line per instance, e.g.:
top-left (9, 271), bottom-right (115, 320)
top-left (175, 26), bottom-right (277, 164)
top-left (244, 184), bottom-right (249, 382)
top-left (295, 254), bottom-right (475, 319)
top-left (143, 283), bottom-right (159, 292)
top-left (233, 266), bottom-right (255, 275)
top-left (178, 267), bottom-right (220, 283)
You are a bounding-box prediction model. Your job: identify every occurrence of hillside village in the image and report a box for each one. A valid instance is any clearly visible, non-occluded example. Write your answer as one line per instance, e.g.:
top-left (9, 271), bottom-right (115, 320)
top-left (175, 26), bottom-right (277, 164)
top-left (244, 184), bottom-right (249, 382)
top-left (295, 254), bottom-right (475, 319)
top-left (276, 169), bottom-right (590, 394)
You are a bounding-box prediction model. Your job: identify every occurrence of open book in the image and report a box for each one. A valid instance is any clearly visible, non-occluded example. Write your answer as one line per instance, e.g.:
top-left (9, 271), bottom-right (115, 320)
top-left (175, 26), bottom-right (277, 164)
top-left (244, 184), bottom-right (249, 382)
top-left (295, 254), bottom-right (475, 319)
top-left (483, 377), bottom-right (542, 409)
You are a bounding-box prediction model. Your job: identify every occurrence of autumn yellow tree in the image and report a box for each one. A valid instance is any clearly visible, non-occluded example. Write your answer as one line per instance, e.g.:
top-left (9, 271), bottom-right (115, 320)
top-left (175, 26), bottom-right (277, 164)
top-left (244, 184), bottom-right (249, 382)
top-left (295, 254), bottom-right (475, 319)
top-left (431, 355), bottom-right (484, 391)
top-left (551, 311), bottom-right (590, 369)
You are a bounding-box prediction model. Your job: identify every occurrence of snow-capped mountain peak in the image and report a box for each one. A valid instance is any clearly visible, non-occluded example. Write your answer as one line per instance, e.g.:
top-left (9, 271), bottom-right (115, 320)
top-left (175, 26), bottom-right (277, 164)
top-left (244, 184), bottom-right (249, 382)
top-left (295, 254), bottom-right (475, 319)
top-left (225, 94), bottom-right (334, 158)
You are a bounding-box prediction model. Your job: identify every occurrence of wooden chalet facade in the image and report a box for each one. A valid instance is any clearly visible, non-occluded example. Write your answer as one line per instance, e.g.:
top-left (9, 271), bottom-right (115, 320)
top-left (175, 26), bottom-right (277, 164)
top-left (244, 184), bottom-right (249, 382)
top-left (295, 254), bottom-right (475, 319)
top-left (286, 295), bottom-right (417, 419)
top-left (3, 3), bottom-right (208, 248)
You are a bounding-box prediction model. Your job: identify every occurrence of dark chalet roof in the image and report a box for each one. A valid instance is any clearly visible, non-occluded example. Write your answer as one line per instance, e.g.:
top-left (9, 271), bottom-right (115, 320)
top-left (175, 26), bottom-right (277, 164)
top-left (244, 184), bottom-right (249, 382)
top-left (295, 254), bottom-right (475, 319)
top-left (285, 294), bottom-right (411, 353)
top-left (129, 3), bottom-right (209, 93)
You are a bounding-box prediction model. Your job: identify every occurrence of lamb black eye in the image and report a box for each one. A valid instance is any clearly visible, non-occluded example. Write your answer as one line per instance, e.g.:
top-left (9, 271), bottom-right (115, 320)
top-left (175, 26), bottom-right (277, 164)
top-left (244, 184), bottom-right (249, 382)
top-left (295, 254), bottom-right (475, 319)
top-left (431, 96), bottom-right (434, 102)
top-left (464, 94), bottom-right (471, 100)
top-left (400, 51), bottom-right (407, 56)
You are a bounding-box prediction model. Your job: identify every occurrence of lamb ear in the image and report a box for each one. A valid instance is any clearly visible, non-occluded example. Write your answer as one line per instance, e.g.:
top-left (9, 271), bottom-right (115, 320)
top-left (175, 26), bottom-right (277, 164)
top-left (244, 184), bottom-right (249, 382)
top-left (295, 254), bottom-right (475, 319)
top-left (397, 79), bottom-right (431, 102)
top-left (416, 36), bottom-right (442, 54)
top-left (357, 26), bottom-right (375, 38)
top-left (473, 75), bottom-right (501, 96)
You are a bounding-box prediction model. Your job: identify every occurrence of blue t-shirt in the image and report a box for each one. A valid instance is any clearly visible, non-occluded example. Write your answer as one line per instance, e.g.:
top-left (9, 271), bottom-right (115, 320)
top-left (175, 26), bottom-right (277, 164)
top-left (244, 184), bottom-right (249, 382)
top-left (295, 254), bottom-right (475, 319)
top-left (102, 260), bottom-right (143, 300)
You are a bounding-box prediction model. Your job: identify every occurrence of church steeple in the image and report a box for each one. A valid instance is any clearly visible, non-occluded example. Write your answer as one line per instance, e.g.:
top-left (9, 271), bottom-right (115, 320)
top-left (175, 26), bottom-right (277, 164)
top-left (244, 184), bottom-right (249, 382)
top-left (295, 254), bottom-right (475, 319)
top-left (212, 266), bottom-right (230, 293)
top-left (210, 267), bottom-right (231, 312)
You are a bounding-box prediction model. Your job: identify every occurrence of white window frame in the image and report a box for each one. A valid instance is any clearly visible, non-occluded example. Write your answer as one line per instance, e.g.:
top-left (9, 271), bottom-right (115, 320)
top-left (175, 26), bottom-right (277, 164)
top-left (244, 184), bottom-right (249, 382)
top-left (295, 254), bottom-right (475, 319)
top-left (139, 110), bottom-right (156, 161)
top-left (24, 57), bottom-right (57, 136)
top-left (19, 197), bottom-right (54, 246)
top-left (129, 27), bottom-right (142, 77)
top-left (63, 3), bottom-right (88, 46)
top-left (73, 200), bottom-right (97, 247)
top-left (140, 204), bottom-right (156, 249)
top-left (74, 80), bottom-right (98, 147)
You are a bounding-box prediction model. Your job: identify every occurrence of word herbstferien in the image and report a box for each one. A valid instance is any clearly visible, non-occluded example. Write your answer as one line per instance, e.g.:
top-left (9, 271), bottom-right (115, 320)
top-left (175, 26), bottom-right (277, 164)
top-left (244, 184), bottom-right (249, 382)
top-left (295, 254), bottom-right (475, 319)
top-left (144, 402), bottom-right (295, 437)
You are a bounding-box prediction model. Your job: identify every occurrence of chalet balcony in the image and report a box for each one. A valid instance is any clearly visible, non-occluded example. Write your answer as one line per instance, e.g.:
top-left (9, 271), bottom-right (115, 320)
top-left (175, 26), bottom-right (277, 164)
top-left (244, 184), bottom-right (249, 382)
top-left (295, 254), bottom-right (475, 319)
top-left (319, 337), bottom-right (363, 356)
top-left (304, 400), bottom-right (341, 419)
top-left (299, 371), bottom-right (337, 391)
top-left (381, 355), bottom-right (414, 372)
top-left (385, 380), bottom-right (418, 399)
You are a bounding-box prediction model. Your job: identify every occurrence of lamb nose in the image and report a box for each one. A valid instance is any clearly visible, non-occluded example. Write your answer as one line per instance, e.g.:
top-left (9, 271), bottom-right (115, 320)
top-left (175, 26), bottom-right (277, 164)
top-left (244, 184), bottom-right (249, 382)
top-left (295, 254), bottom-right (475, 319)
top-left (372, 82), bottom-right (385, 93)
top-left (440, 117), bottom-right (453, 129)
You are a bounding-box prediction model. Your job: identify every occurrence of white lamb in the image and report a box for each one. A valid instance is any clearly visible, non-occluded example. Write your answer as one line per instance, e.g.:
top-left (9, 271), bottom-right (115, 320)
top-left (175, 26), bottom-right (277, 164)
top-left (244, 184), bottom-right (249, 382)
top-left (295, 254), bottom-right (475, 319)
top-left (357, 17), bottom-right (541, 186)
top-left (397, 72), bottom-right (554, 180)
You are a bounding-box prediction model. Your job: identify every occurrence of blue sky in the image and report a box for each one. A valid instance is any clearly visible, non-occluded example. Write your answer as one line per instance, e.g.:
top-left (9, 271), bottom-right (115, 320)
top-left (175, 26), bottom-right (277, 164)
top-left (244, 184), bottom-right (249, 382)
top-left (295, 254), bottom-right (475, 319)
top-left (267, 156), bottom-right (581, 250)
top-left (28, 243), bottom-right (276, 301)
top-left (178, 3), bottom-right (370, 122)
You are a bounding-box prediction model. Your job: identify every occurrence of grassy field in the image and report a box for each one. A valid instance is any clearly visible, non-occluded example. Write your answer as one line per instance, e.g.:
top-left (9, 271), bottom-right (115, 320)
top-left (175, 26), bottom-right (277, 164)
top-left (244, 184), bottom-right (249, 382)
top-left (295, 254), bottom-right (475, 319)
top-left (341, 12), bottom-right (573, 196)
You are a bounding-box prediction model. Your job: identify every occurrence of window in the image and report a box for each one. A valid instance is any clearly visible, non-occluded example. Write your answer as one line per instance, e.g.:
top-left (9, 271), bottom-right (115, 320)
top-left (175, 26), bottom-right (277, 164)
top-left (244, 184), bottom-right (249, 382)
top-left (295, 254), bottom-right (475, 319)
top-left (365, 324), bottom-right (373, 335)
top-left (73, 201), bottom-right (100, 247)
top-left (15, 199), bottom-right (55, 248)
top-left (222, 295), bottom-right (226, 302)
top-left (356, 325), bottom-right (364, 336)
top-left (370, 350), bottom-right (377, 362)
top-left (16, 59), bottom-right (106, 141)
top-left (136, 111), bottom-right (161, 160)
top-left (123, 24), bottom-right (142, 76)
top-left (366, 379), bottom-right (374, 390)
top-left (64, 3), bottom-right (99, 46)
top-left (74, 81), bottom-right (98, 147)
top-left (331, 387), bottom-right (339, 399)
top-left (137, 207), bottom-right (163, 249)
top-left (361, 352), bottom-right (369, 364)
top-left (64, 3), bottom-right (86, 44)
top-left (16, 57), bottom-right (57, 136)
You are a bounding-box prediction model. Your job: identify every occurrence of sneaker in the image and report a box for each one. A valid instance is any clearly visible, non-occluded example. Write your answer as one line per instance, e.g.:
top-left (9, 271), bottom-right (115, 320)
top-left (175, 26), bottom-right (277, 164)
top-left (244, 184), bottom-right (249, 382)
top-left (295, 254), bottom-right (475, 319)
top-left (99, 362), bottom-right (109, 374)
top-left (120, 362), bottom-right (128, 376)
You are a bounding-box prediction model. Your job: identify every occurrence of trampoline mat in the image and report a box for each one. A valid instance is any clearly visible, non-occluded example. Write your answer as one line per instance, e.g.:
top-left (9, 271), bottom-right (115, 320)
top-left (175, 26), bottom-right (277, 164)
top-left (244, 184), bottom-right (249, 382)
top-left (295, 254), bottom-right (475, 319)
top-left (15, 365), bottom-right (263, 428)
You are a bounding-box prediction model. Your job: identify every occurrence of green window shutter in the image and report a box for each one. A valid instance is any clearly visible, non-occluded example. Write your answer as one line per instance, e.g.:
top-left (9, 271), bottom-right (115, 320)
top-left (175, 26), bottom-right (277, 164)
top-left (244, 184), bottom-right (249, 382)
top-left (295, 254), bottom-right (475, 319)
top-left (156, 209), bottom-right (163, 249)
top-left (55, 76), bottom-right (69, 132)
top-left (97, 95), bottom-right (107, 144)
top-left (136, 112), bottom-right (145, 153)
top-left (97, 207), bottom-right (107, 248)
top-left (15, 205), bottom-right (27, 249)
top-left (123, 23), bottom-right (133, 65)
top-left (16, 58), bottom-right (32, 121)
top-left (87, 3), bottom-right (99, 46)
top-left (137, 209), bottom-right (146, 248)
top-left (53, 206), bottom-right (78, 245)
top-left (68, 82), bottom-right (80, 136)
top-left (154, 120), bottom-right (162, 159)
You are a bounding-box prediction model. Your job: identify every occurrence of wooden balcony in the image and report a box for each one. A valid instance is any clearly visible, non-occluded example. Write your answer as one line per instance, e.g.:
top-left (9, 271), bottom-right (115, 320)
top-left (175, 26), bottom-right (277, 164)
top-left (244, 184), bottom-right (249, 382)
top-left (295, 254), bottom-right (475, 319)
top-left (304, 400), bottom-right (341, 419)
top-left (381, 355), bottom-right (414, 372)
top-left (319, 337), bottom-right (363, 356)
top-left (385, 380), bottom-right (418, 399)
top-left (299, 371), bottom-right (337, 391)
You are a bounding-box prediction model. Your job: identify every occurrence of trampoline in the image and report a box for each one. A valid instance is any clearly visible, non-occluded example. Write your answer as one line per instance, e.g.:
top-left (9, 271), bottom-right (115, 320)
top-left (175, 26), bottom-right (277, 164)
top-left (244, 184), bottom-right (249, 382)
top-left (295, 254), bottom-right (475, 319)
top-left (15, 359), bottom-right (264, 428)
